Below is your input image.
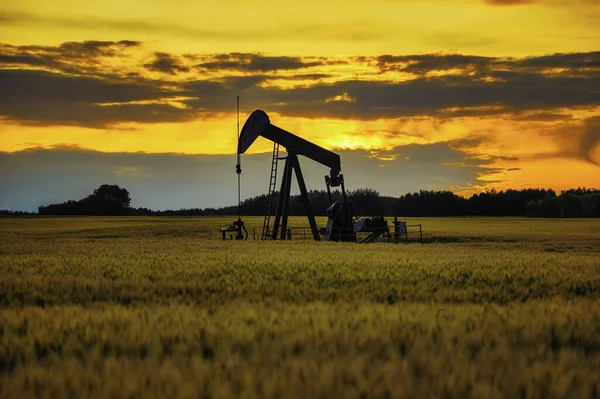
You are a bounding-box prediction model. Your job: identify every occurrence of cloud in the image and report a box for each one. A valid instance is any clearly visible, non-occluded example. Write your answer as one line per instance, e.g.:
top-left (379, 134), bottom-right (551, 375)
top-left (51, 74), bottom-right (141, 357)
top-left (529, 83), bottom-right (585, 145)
top-left (375, 54), bottom-right (492, 74)
top-left (0, 69), bottom-right (164, 103)
top-left (193, 72), bottom-right (599, 120)
top-left (528, 116), bottom-right (600, 166)
top-left (1, 42), bottom-right (599, 127)
top-left (507, 52), bottom-right (600, 70)
top-left (144, 52), bottom-right (190, 75)
top-left (513, 112), bottom-right (574, 122)
top-left (52, 40), bottom-right (140, 56)
top-left (372, 51), bottom-right (600, 75)
top-left (196, 53), bottom-right (328, 72)
top-left (0, 40), bottom-right (141, 73)
top-left (580, 116), bottom-right (600, 166)
top-left (0, 69), bottom-right (193, 127)
top-left (0, 53), bottom-right (49, 67)
top-left (0, 142), bottom-right (504, 211)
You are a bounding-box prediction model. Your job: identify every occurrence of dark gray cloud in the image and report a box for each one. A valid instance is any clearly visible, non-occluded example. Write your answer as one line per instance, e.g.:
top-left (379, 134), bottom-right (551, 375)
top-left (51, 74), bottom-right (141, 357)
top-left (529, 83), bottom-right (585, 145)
top-left (196, 53), bottom-right (327, 72)
top-left (0, 53), bottom-right (49, 67)
top-left (1, 69), bottom-right (163, 103)
top-left (505, 52), bottom-right (600, 70)
top-left (281, 73), bottom-right (331, 80)
top-left (51, 40), bottom-right (140, 57)
top-left (184, 72), bottom-right (600, 120)
top-left (144, 52), bottom-right (190, 75)
top-left (372, 52), bottom-right (600, 75)
top-left (0, 69), bottom-right (192, 127)
top-left (0, 40), bottom-right (141, 72)
top-left (375, 54), bottom-right (491, 74)
top-left (0, 141), bottom-right (505, 211)
top-left (1, 43), bottom-right (599, 128)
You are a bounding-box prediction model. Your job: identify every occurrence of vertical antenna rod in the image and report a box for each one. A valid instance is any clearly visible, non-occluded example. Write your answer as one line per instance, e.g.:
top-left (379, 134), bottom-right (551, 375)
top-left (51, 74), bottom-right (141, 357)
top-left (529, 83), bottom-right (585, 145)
top-left (236, 96), bottom-right (241, 219)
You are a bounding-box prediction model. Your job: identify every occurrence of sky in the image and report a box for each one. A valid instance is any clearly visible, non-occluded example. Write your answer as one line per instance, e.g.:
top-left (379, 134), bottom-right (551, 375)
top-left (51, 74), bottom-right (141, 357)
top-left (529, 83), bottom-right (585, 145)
top-left (0, 0), bottom-right (599, 211)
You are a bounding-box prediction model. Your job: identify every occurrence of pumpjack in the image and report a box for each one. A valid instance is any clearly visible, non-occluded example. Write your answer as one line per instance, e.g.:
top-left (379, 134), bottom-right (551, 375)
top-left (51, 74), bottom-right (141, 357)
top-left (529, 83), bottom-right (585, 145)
top-left (237, 109), bottom-right (392, 243)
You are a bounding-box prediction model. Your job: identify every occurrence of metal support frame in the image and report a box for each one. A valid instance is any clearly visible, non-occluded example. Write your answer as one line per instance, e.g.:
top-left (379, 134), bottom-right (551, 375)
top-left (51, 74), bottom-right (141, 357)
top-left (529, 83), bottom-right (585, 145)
top-left (279, 157), bottom-right (293, 240)
top-left (271, 156), bottom-right (290, 240)
top-left (270, 153), bottom-right (320, 241)
top-left (292, 155), bottom-right (320, 241)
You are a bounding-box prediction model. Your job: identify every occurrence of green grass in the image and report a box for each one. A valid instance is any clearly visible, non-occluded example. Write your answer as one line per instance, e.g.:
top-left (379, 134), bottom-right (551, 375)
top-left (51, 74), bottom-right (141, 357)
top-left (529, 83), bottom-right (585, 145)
top-left (1, 216), bottom-right (599, 398)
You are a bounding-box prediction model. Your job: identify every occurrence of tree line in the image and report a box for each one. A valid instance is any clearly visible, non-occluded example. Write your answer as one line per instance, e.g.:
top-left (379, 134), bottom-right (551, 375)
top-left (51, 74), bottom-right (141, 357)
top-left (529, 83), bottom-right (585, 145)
top-left (2, 184), bottom-right (596, 218)
top-left (215, 187), bottom-right (600, 218)
top-left (37, 185), bottom-right (132, 216)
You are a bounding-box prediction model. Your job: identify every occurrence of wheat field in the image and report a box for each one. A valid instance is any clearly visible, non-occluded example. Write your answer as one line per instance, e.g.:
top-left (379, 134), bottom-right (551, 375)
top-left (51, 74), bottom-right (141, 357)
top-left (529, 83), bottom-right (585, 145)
top-left (1, 216), bottom-right (599, 398)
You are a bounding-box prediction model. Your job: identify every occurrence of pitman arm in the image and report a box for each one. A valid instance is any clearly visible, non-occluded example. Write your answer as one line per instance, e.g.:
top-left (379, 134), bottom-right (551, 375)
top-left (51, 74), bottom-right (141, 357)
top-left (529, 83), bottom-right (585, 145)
top-left (238, 110), bottom-right (342, 177)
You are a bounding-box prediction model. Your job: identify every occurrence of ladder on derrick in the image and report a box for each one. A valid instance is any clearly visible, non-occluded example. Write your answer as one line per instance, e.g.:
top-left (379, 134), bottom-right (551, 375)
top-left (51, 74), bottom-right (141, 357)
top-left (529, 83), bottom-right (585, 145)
top-left (261, 142), bottom-right (280, 239)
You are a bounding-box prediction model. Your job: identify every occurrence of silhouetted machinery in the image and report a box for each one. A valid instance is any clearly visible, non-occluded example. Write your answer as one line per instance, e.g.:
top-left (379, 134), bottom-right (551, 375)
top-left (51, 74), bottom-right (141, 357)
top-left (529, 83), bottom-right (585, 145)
top-left (219, 218), bottom-right (248, 241)
top-left (236, 109), bottom-right (404, 243)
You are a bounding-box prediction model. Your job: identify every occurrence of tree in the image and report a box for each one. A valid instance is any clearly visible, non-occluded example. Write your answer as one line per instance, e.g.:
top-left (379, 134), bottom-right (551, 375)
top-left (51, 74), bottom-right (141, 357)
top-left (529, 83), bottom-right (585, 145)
top-left (38, 184), bottom-right (132, 215)
top-left (560, 193), bottom-right (583, 218)
top-left (537, 194), bottom-right (561, 218)
top-left (348, 188), bottom-right (382, 216)
top-left (88, 184), bottom-right (131, 208)
top-left (525, 199), bottom-right (540, 217)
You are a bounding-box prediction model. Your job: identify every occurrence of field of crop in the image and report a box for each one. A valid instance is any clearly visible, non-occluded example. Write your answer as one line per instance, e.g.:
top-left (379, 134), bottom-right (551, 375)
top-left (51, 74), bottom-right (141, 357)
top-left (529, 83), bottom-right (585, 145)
top-left (1, 216), bottom-right (600, 398)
